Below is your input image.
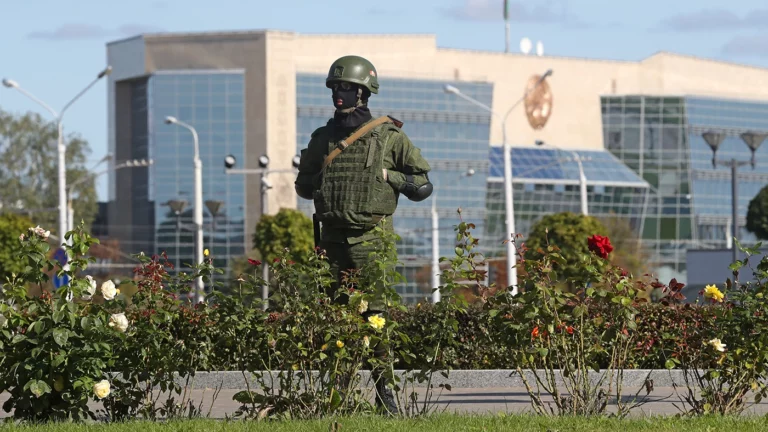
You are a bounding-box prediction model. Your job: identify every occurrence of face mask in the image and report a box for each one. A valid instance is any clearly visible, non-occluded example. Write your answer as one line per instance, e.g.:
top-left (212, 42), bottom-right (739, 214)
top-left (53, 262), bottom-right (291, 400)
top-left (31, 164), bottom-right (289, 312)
top-left (331, 82), bottom-right (360, 110)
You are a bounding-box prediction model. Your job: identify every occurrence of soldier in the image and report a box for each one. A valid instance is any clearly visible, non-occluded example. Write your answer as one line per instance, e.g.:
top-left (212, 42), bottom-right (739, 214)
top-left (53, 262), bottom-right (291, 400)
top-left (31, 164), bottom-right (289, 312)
top-left (294, 55), bottom-right (433, 414)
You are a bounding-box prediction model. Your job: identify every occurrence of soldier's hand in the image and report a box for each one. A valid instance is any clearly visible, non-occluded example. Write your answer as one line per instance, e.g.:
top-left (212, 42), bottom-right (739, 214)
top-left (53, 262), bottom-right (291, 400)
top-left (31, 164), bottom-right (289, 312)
top-left (382, 168), bottom-right (388, 181)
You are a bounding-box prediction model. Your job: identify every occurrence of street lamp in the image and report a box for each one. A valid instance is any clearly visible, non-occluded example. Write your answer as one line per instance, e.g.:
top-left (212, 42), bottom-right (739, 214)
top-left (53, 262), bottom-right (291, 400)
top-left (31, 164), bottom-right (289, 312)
top-left (431, 168), bottom-right (476, 303)
top-left (2, 66), bottom-right (112, 246)
top-left (66, 158), bottom-right (153, 233)
top-left (223, 154), bottom-right (301, 309)
top-left (535, 140), bottom-right (588, 216)
top-left (444, 69), bottom-right (553, 294)
top-left (165, 116), bottom-right (204, 303)
top-left (702, 130), bottom-right (767, 265)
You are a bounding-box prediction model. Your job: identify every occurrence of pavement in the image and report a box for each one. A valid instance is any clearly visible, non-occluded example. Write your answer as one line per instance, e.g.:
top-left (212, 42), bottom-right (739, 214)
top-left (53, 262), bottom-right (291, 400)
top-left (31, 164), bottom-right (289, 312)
top-left (2, 370), bottom-right (767, 419)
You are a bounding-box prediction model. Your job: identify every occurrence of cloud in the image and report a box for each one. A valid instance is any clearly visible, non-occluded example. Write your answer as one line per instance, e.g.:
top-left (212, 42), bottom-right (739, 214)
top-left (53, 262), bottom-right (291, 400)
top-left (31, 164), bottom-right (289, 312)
top-left (28, 23), bottom-right (164, 41)
top-left (655, 8), bottom-right (768, 32)
top-left (721, 33), bottom-right (768, 58)
top-left (439, 0), bottom-right (588, 27)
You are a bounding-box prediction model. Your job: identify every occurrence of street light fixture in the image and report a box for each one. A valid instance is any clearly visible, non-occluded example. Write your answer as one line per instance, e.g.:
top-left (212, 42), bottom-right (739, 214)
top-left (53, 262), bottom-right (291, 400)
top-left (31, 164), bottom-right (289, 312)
top-left (702, 129), bottom-right (767, 265)
top-left (443, 69), bottom-right (553, 294)
top-left (2, 66), bottom-right (112, 248)
top-left (165, 116), bottom-right (204, 303)
top-left (535, 140), bottom-right (588, 216)
top-left (223, 153), bottom-right (301, 308)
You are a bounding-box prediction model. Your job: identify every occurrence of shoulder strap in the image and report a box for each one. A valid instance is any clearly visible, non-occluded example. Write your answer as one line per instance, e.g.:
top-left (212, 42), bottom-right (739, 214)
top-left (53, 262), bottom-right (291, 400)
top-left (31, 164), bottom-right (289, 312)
top-left (321, 116), bottom-right (395, 171)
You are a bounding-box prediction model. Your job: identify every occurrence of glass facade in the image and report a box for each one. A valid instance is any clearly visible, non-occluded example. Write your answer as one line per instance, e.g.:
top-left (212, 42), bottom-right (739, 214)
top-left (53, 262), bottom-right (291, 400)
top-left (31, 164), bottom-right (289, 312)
top-left (601, 95), bottom-right (768, 283)
top-left (483, 147), bottom-right (650, 259)
top-left (147, 71), bottom-right (247, 279)
top-left (296, 73), bottom-right (493, 303)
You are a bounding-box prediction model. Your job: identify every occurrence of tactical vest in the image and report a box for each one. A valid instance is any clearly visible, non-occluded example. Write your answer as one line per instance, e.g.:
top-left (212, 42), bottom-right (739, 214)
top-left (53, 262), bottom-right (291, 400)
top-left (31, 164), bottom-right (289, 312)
top-left (312, 121), bottom-right (400, 230)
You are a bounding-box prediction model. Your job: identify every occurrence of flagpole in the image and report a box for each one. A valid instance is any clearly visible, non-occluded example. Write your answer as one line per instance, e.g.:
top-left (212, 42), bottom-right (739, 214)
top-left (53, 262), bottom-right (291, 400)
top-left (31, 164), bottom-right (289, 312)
top-left (504, 0), bottom-right (510, 53)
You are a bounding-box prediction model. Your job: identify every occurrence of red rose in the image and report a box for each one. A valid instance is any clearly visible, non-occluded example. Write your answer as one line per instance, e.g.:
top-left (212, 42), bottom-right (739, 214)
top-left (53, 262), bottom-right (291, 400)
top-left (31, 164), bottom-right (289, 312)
top-left (587, 235), bottom-right (613, 259)
top-left (531, 326), bottom-right (540, 338)
top-left (248, 258), bottom-right (262, 266)
top-left (273, 258), bottom-right (281, 264)
top-left (566, 326), bottom-right (574, 335)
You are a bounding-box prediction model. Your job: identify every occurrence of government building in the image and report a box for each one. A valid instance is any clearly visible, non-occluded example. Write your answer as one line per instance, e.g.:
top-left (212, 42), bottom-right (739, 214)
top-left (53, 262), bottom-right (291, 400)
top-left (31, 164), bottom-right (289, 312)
top-left (105, 30), bottom-right (768, 302)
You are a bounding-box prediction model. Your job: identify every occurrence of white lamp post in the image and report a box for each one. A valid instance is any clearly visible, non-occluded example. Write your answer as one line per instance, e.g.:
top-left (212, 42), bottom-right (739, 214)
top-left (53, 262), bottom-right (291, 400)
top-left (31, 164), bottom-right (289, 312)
top-left (165, 116), bottom-right (204, 303)
top-left (444, 69), bottom-right (552, 294)
top-left (535, 140), bottom-right (588, 216)
top-left (2, 66), bottom-right (112, 245)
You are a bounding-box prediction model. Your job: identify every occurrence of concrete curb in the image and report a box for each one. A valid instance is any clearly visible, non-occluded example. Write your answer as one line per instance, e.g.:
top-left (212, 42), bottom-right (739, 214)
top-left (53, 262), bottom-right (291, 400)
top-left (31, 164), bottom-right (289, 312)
top-left (166, 370), bottom-right (689, 390)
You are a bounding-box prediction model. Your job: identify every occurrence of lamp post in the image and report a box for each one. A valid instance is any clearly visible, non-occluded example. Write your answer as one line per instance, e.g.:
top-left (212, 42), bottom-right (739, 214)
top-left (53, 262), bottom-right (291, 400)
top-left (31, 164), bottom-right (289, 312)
top-left (702, 130), bottom-right (767, 265)
top-left (66, 158), bottom-right (153, 233)
top-left (2, 66), bottom-right (112, 245)
top-left (164, 116), bottom-right (204, 303)
top-left (535, 140), bottom-right (588, 216)
top-left (444, 69), bottom-right (552, 294)
top-left (224, 154), bottom-right (301, 309)
top-left (431, 168), bottom-right (476, 303)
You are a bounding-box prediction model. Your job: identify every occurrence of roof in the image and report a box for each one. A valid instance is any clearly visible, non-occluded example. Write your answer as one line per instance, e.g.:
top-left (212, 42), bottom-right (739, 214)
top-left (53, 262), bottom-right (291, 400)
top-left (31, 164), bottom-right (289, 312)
top-left (488, 147), bottom-right (649, 188)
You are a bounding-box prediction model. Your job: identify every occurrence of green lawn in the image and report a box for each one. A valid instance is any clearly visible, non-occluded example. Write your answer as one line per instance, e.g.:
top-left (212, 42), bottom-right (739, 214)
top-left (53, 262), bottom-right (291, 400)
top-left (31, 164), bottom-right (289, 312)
top-left (6, 415), bottom-right (768, 432)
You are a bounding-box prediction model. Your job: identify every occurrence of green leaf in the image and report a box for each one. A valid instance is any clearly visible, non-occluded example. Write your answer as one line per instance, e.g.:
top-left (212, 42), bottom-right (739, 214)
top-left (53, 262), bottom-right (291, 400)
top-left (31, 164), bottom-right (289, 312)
top-left (489, 309), bottom-right (500, 318)
top-left (53, 328), bottom-right (69, 347)
top-left (11, 334), bottom-right (27, 344)
top-left (29, 380), bottom-right (51, 398)
top-left (586, 287), bottom-right (595, 297)
top-left (665, 359), bottom-right (676, 370)
top-left (329, 388), bottom-right (342, 411)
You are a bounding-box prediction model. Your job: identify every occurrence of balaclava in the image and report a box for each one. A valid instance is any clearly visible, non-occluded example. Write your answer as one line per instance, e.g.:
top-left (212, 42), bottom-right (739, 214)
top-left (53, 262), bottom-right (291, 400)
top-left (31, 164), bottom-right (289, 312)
top-left (332, 83), bottom-right (372, 129)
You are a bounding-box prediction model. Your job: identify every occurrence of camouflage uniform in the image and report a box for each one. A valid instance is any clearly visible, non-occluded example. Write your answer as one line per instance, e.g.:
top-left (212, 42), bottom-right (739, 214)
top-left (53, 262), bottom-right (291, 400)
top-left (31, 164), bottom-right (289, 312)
top-left (294, 55), bottom-right (433, 415)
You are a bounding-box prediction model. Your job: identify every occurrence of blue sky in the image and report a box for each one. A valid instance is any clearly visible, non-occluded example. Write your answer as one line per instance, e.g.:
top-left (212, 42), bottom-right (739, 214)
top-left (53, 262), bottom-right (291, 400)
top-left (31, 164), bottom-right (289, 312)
top-left (2, 0), bottom-right (768, 200)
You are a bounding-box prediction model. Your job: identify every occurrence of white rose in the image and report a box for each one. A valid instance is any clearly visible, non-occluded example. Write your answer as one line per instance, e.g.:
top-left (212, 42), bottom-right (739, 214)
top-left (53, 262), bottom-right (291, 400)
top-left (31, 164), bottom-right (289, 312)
top-left (108, 313), bottom-right (129, 333)
top-left (18, 234), bottom-right (25, 241)
top-left (93, 380), bottom-right (111, 399)
top-left (0, 314), bottom-right (7, 328)
top-left (101, 280), bottom-right (117, 300)
top-left (29, 226), bottom-right (50, 240)
top-left (82, 276), bottom-right (97, 300)
top-left (358, 299), bottom-right (369, 314)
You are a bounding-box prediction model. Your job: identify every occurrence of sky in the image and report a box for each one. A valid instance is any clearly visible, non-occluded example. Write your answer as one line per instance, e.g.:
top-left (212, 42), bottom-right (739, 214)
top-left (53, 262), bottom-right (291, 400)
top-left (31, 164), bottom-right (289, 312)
top-left (2, 0), bottom-right (768, 201)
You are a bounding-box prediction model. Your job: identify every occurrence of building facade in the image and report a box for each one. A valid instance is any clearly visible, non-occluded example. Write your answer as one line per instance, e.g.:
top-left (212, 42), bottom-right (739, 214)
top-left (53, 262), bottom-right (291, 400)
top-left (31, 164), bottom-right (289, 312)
top-left (105, 30), bottom-right (768, 297)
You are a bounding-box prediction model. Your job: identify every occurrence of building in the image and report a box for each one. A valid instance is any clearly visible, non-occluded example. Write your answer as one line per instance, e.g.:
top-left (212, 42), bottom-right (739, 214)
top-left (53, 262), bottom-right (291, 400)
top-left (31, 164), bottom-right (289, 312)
top-left (105, 30), bottom-right (768, 301)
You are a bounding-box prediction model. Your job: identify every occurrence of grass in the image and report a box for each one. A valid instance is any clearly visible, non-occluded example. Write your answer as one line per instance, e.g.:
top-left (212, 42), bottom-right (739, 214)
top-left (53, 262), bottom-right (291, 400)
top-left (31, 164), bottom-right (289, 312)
top-left (5, 415), bottom-right (768, 432)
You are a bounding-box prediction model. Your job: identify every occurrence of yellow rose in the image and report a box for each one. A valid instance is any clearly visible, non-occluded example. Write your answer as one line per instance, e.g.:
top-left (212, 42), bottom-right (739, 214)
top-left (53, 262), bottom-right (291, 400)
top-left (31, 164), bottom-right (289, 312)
top-left (358, 299), bottom-right (369, 314)
top-left (53, 376), bottom-right (65, 392)
top-left (709, 338), bottom-right (726, 352)
top-left (291, 364), bottom-right (300, 371)
top-left (321, 344), bottom-right (328, 351)
top-left (336, 340), bottom-right (344, 349)
top-left (204, 248), bottom-right (210, 257)
top-left (93, 380), bottom-right (111, 399)
top-left (704, 285), bottom-right (724, 302)
top-left (367, 315), bottom-right (386, 331)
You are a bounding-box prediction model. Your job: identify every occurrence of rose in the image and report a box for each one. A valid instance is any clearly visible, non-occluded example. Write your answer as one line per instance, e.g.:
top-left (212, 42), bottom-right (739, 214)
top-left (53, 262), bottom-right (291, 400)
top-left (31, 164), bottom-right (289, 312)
top-left (247, 258), bottom-right (262, 266)
top-left (101, 280), bottom-right (117, 301)
top-left (704, 285), bottom-right (725, 303)
top-left (82, 275), bottom-right (97, 300)
top-left (93, 380), bottom-right (111, 399)
top-left (363, 336), bottom-right (370, 348)
top-left (108, 313), bottom-right (129, 333)
top-left (587, 234), bottom-right (613, 259)
top-left (708, 338), bottom-right (726, 352)
top-left (336, 340), bottom-right (345, 349)
top-left (367, 315), bottom-right (386, 331)
top-left (28, 226), bottom-right (50, 240)
top-left (358, 299), bottom-right (369, 314)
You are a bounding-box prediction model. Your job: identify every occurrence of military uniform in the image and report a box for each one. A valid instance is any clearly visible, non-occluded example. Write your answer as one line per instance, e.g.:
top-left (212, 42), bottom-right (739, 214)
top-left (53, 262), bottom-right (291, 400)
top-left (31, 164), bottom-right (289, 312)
top-left (295, 55), bottom-right (433, 415)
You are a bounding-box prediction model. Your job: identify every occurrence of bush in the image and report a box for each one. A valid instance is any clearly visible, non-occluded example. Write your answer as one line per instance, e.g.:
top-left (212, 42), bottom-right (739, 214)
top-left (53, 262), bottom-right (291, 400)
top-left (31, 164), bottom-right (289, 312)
top-left (4, 217), bottom-right (768, 421)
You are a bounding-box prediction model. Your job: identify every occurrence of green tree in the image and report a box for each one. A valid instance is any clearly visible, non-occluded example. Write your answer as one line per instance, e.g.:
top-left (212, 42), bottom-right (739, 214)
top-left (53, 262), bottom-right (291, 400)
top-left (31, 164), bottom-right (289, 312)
top-left (0, 109), bottom-right (97, 235)
top-left (525, 212), bottom-right (647, 284)
top-left (252, 208), bottom-right (314, 264)
top-left (747, 185), bottom-right (768, 240)
top-left (0, 212), bottom-right (34, 279)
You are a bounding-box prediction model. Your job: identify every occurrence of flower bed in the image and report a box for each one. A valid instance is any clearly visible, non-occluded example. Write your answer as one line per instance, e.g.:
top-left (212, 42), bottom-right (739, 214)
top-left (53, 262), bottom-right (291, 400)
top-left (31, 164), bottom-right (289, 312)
top-left (2, 221), bottom-right (768, 421)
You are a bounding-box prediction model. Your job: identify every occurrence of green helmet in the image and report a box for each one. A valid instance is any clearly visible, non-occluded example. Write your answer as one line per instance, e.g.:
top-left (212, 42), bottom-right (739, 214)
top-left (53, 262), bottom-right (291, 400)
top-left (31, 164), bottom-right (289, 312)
top-left (325, 55), bottom-right (380, 94)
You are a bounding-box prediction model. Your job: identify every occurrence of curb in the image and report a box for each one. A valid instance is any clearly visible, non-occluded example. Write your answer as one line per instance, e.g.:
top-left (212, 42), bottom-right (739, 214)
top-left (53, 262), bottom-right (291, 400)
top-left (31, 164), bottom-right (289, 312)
top-left (167, 370), bottom-right (687, 390)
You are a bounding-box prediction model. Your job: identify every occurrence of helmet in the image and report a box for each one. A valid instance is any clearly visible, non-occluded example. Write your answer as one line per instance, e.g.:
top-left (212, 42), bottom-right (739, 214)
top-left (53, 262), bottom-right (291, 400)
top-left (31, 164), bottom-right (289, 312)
top-left (325, 55), bottom-right (380, 94)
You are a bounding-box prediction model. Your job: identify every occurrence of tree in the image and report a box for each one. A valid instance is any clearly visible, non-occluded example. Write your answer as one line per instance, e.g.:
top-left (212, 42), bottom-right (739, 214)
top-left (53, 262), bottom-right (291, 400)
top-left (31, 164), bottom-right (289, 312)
top-left (525, 212), bottom-right (647, 283)
top-left (0, 212), bottom-right (34, 279)
top-left (252, 208), bottom-right (314, 264)
top-left (0, 109), bottom-right (97, 235)
top-left (746, 185), bottom-right (768, 240)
